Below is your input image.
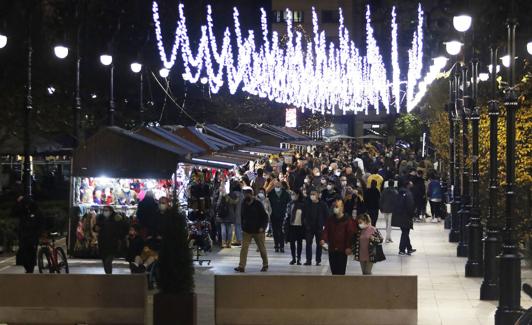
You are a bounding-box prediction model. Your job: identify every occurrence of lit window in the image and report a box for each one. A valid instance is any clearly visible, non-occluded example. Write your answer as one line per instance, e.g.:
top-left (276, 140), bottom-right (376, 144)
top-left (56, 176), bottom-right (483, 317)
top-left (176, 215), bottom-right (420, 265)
top-left (293, 11), bottom-right (304, 23)
top-left (321, 10), bottom-right (339, 23)
top-left (272, 10), bottom-right (283, 23)
top-left (272, 10), bottom-right (304, 23)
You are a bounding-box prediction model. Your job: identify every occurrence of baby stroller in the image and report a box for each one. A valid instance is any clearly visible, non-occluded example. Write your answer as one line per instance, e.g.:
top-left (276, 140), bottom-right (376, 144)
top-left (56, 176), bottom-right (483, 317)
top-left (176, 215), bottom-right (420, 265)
top-left (129, 237), bottom-right (160, 290)
top-left (187, 212), bottom-right (212, 266)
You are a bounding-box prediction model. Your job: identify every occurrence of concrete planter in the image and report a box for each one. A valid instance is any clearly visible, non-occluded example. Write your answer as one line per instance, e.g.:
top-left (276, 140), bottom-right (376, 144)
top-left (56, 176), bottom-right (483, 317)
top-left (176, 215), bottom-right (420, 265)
top-left (154, 292), bottom-right (197, 325)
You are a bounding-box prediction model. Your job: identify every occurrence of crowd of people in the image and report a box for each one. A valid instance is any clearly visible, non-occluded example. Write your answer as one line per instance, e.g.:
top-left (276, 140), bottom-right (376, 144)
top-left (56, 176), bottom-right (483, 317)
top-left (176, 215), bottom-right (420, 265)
top-left (210, 140), bottom-right (444, 275)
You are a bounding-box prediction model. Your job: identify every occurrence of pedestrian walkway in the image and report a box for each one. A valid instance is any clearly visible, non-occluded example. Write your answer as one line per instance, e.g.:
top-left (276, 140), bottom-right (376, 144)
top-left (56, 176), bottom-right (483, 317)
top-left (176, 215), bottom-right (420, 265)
top-left (194, 219), bottom-right (532, 325)
top-left (0, 220), bottom-right (530, 324)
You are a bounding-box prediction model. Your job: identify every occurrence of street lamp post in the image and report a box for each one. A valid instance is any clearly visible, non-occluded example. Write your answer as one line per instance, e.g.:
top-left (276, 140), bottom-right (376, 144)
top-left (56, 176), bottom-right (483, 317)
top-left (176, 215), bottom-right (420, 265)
top-left (465, 58), bottom-right (483, 277)
top-left (447, 67), bottom-right (460, 242)
top-left (480, 46), bottom-right (502, 300)
top-left (130, 62), bottom-right (144, 125)
top-left (452, 66), bottom-right (462, 243)
top-left (457, 64), bottom-right (471, 258)
top-left (100, 54), bottom-right (115, 126)
top-left (23, 12), bottom-right (33, 199)
top-left (495, 19), bottom-right (524, 324)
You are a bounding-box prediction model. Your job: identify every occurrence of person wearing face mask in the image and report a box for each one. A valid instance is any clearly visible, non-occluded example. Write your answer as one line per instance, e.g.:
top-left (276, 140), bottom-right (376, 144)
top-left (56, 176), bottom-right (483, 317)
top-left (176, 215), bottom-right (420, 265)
top-left (284, 190), bottom-right (306, 265)
top-left (321, 180), bottom-right (338, 208)
top-left (234, 187), bottom-right (269, 273)
top-left (311, 168), bottom-right (322, 189)
top-left (268, 181), bottom-right (291, 252)
top-left (320, 200), bottom-right (355, 275)
top-left (352, 214), bottom-right (383, 275)
top-left (136, 190), bottom-right (159, 239)
top-left (303, 190), bottom-right (329, 266)
top-left (380, 179), bottom-right (398, 243)
top-left (94, 206), bottom-right (128, 274)
top-left (339, 176), bottom-right (349, 198)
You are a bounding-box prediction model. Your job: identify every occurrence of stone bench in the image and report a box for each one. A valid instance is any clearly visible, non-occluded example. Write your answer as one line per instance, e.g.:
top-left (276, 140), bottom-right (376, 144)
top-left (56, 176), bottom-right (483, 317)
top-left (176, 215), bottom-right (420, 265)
top-left (215, 275), bottom-right (417, 325)
top-left (0, 274), bottom-right (147, 325)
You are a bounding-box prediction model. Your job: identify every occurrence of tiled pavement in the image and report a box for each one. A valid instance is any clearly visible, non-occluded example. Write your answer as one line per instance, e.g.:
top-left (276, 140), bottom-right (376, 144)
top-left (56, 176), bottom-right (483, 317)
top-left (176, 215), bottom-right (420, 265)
top-left (1, 219), bottom-right (530, 324)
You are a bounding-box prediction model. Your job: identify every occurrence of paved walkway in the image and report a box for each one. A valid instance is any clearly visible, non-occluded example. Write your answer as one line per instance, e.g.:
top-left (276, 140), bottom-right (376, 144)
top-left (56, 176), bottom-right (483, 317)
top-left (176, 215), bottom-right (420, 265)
top-left (0, 220), bottom-right (530, 325)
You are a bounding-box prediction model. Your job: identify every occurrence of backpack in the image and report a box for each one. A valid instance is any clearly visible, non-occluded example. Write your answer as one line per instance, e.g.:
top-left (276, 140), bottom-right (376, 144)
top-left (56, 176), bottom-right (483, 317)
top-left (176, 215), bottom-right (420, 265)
top-left (216, 196), bottom-right (229, 222)
top-left (429, 181), bottom-right (442, 200)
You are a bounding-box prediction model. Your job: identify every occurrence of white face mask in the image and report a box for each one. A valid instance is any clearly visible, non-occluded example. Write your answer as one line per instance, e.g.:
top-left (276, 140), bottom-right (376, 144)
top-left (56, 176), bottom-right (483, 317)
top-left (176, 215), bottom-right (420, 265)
top-left (333, 208), bottom-right (342, 216)
top-left (358, 223), bottom-right (368, 229)
top-left (310, 195), bottom-right (318, 201)
top-left (275, 187), bottom-right (281, 193)
top-left (341, 181), bottom-right (347, 186)
top-left (160, 204), bottom-right (168, 211)
top-left (291, 195), bottom-right (298, 201)
top-left (335, 171), bottom-right (341, 177)
top-left (321, 179), bottom-right (327, 184)
top-left (304, 179), bottom-right (310, 184)
top-left (103, 211), bottom-right (111, 218)
top-left (314, 172), bottom-right (321, 177)
top-left (327, 185), bottom-right (333, 191)
top-left (258, 193), bottom-right (265, 199)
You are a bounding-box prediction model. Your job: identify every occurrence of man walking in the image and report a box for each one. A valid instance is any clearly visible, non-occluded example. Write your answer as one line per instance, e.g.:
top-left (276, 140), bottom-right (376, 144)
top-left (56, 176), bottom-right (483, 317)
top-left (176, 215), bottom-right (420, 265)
top-left (235, 187), bottom-right (269, 272)
top-left (12, 196), bottom-right (43, 273)
top-left (268, 181), bottom-right (290, 252)
top-left (380, 179), bottom-right (398, 243)
top-left (303, 190), bottom-right (329, 266)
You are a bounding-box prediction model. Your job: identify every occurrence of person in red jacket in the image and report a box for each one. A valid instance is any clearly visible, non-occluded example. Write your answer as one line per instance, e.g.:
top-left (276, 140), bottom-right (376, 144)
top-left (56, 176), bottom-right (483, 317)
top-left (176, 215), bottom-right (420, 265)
top-left (320, 199), bottom-right (355, 275)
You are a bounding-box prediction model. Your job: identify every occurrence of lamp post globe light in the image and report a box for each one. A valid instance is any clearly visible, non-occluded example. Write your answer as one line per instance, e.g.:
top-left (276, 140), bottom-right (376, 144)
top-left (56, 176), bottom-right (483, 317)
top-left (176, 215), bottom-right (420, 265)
top-left (453, 15), bottom-right (472, 32)
top-left (478, 73), bottom-right (489, 82)
top-left (488, 64), bottom-right (501, 74)
top-left (53, 45), bottom-right (69, 59)
top-left (130, 62), bottom-right (142, 73)
top-left (159, 68), bottom-right (169, 78)
top-left (528, 41), bottom-right (532, 55)
top-left (445, 41), bottom-right (463, 56)
top-left (100, 54), bottom-right (115, 126)
top-left (0, 34), bottom-right (7, 48)
top-left (500, 55), bottom-right (511, 68)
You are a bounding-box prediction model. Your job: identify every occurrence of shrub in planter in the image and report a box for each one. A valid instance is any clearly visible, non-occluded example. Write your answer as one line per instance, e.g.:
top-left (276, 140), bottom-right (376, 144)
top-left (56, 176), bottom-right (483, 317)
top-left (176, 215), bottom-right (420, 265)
top-left (154, 207), bottom-right (196, 325)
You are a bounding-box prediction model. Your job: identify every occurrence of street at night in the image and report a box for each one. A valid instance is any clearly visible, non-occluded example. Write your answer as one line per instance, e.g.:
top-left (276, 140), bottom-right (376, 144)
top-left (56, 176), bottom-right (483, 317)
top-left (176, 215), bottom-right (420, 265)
top-left (0, 0), bottom-right (531, 324)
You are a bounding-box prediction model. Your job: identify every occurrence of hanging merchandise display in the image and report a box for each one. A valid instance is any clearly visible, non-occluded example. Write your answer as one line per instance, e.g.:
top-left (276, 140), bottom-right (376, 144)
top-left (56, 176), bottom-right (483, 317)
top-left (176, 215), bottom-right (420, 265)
top-left (152, 2), bottom-right (447, 114)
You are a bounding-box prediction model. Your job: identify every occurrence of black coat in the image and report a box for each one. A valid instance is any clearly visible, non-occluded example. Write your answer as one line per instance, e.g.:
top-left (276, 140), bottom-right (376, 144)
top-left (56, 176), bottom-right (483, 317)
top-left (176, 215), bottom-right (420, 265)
top-left (126, 235), bottom-right (144, 263)
top-left (12, 199), bottom-right (43, 244)
top-left (303, 200), bottom-right (329, 233)
top-left (268, 189), bottom-right (291, 221)
top-left (94, 213), bottom-right (128, 257)
top-left (136, 196), bottom-right (160, 235)
top-left (391, 188), bottom-right (415, 229)
top-left (241, 199), bottom-right (268, 234)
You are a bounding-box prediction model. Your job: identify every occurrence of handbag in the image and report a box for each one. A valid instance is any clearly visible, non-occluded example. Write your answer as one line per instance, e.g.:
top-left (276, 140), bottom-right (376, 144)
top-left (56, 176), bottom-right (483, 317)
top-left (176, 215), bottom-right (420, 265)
top-left (373, 244), bottom-right (386, 263)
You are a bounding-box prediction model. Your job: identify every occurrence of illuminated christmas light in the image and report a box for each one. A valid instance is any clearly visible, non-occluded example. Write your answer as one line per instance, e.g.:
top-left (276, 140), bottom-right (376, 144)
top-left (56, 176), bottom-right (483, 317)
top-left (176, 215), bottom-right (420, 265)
top-left (152, 2), bottom-right (432, 114)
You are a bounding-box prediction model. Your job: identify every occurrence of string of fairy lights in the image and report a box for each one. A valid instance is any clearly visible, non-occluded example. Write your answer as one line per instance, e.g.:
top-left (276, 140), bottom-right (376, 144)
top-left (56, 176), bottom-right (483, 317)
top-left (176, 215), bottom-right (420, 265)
top-left (152, 2), bottom-right (447, 115)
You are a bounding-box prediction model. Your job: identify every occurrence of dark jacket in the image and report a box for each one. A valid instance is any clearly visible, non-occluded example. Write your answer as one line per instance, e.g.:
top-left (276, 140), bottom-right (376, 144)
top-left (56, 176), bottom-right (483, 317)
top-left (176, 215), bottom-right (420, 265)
top-left (364, 187), bottom-right (381, 210)
top-left (94, 213), bottom-right (128, 256)
top-left (12, 198), bottom-right (44, 243)
top-left (321, 215), bottom-right (355, 252)
top-left (268, 189), bottom-right (291, 221)
top-left (241, 198), bottom-right (268, 234)
top-left (284, 200), bottom-right (306, 241)
top-left (303, 200), bottom-right (329, 233)
top-left (380, 187), bottom-right (398, 213)
top-left (321, 189), bottom-right (338, 208)
top-left (391, 188), bottom-right (415, 229)
top-left (136, 196), bottom-right (160, 236)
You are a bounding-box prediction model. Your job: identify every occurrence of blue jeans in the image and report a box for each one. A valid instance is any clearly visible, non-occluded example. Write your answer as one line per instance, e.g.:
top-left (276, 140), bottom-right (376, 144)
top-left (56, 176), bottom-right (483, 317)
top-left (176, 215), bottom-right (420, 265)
top-left (234, 224), bottom-right (243, 242)
top-left (221, 223), bottom-right (232, 242)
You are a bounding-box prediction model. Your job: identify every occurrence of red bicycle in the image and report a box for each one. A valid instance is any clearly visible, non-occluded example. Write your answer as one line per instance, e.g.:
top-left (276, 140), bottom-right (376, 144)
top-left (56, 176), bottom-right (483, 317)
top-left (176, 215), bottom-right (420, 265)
top-left (38, 232), bottom-right (69, 273)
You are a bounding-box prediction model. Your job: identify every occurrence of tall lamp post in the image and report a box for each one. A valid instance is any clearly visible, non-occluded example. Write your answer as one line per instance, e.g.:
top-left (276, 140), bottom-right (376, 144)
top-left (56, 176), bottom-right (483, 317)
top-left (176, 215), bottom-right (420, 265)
top-left (465, 57), bottom-right (483, 277)
top-left (130, 62), bottom-right (144, 125)
top-left (444, 40), bottom-right (463, 243)
top-left (480, 46), bottom-right (502, 300)
top-left (495, 19), bottom-right (524, 324)
top-left (452, 14), bottom-right (473, 258)
top-left (100, 54), bottom-right (114, 126)
top-left (23, 12), bottom-right (33, 199)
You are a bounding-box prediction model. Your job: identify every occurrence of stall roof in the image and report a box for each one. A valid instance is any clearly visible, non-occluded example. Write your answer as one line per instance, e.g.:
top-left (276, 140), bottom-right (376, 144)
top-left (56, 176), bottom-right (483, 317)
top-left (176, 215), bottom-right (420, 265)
top-left (192, 153), bottom-right (249, 167)
top-left (73, 127), bottom-right (184, 179)
top-left (137, 127), bottom-right (204, 155)
top-left (203, 124), bottom-right (260, 146)
top-left (239, 145), bottom-right (284, 155)
top-left (0, 132), bottom-right (72, 155)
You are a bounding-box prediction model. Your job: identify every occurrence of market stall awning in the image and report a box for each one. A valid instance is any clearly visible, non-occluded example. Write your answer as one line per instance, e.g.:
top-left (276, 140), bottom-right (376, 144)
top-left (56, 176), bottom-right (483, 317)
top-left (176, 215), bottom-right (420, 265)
top-left (137, 127), bottom-right (205, 156)
top-left (73, 127), bottom-right (184, 179)
top-left (203, 124), bottom-right (260, 146)
top-left (190, 153), bottom-right (249, 169)
top-left (284, 140), bottom-right (323, 146)
top-left (239, 145), bottom-right (285, 155)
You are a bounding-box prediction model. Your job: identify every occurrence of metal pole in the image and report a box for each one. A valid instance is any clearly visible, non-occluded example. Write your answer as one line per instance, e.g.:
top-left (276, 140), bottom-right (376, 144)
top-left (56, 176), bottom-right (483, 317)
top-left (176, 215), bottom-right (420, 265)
top-left (465, 58), bottom-right (483, 276)
top-left (457, 64), bottom-right (471, 258)
top-left (451, 66), bottom-right (462, 241)
top-left (23, 18), bottom-right (33, 198)
top-left (72, 4), bottom-right (82, 148)
top-left (448, 70), bottom-right (460, 241)
top-left (139, 71), bottom-right (144, 125)
top-left (495, 19), bottom-right (524, 324)
top-left (108, 64), bottom-right (115, 126)
top-left (480, 46), bottom-right (502, 300)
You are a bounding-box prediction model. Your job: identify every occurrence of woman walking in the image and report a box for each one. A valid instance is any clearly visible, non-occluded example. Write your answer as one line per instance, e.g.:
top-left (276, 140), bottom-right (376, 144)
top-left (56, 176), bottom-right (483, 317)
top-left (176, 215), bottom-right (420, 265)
top-left (353, 214), bottom-right (383, 275)
top-left (364, 180), bottom-right (381, 226)
top-left (320, 199), bottom-right (355, 275)
top-left (392, 181), bottom-right (416, 256)
top-left (285, 190), bottom-right (306, 265)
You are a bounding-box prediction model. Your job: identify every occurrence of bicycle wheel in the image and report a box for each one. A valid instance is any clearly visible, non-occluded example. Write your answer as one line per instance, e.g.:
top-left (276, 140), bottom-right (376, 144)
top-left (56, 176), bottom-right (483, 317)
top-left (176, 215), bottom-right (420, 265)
top-left (37, 247), bottom-right (52, 273)
top-left (55, 247), bottom-right (69, 274)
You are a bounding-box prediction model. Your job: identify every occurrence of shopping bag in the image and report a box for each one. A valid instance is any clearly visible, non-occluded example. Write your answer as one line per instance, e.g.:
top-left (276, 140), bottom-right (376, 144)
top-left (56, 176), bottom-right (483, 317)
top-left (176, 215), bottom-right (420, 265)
top-left (425, 201), bottom-right (432, 217)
